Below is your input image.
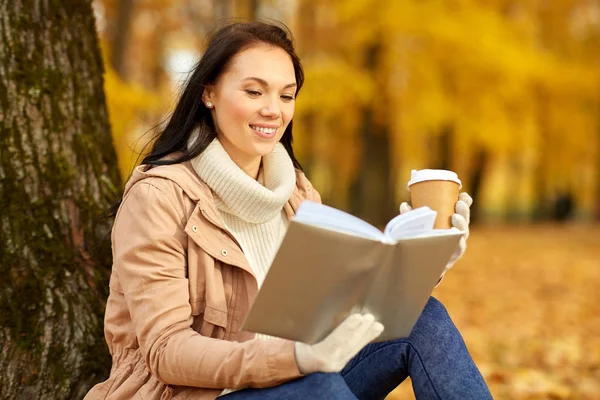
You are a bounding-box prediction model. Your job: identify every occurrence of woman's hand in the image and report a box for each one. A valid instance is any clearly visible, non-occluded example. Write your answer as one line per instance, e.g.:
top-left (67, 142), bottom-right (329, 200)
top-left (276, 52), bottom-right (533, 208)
top-left (294, 313), bottom-right (384, 374)
top-left (399, 192), bottom-right (473, 272)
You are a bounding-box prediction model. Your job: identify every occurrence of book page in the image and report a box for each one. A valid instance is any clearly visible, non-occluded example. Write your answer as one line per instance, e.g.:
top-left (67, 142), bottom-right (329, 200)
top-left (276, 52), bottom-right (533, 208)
top-left (383, 207), bottom-right (437, 239)
top-left (294, 201), bottom-right (384, 241)
top-left (241, 221), bottom-right (384, 344)
top-left (363, 232), bottom-right (463, 341)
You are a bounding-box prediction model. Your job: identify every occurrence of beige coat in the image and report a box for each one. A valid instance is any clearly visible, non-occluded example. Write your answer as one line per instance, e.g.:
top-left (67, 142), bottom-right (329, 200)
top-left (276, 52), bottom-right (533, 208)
top-left (84, 159), bottom-right (321, 400)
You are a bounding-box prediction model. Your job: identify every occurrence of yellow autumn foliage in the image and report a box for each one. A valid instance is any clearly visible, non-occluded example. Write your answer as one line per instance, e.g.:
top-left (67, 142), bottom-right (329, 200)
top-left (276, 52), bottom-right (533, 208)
top-left (102, 43), bottom-right (161, 181)
top-left (97, 0), bottom-right (599, 219)
top-left (294, 0), bottom-right (600, 218)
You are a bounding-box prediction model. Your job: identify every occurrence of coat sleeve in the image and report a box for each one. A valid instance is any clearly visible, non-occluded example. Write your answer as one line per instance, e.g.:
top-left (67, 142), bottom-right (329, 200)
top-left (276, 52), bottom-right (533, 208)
top-left (113, 182), bottom-right (301, 389)
top-left (310, 185), bottom-right (322, 204)
top-left (305, 177), bottom-right (322, 204)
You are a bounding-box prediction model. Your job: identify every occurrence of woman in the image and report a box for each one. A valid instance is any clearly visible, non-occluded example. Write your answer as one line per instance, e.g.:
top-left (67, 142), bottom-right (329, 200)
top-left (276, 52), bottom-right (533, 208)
top-left (85, 21), bottom-right (492, 400)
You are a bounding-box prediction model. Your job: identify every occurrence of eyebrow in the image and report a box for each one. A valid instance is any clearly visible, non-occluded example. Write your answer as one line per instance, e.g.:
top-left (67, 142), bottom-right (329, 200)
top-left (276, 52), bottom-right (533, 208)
top-left (242, 76), bottom-right (297, 89)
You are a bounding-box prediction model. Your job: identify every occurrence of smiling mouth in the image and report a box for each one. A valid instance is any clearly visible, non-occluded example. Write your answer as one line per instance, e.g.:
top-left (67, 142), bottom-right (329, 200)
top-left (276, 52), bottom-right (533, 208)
top-left (249, 125), bottom-right (278, 135)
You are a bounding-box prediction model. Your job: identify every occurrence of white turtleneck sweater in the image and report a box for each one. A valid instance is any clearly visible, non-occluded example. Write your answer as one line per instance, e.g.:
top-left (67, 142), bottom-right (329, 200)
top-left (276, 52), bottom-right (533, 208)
top-left (190, 138), bottom-right (297, 396)
top-left (190, 137), bottom-right (296, 329)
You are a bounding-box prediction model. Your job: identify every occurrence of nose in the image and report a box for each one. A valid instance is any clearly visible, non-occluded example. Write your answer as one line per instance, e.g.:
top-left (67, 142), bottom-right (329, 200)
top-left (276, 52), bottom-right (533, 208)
top-left (260, 96), bottom-right (281, 119)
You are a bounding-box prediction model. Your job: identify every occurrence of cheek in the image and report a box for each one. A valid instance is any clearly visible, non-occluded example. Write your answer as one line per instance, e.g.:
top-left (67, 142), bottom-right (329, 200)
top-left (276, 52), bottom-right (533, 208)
top-left (222, 98), bottom-right (254, 125)
top-left (283, 103), bottom-right (295, 123)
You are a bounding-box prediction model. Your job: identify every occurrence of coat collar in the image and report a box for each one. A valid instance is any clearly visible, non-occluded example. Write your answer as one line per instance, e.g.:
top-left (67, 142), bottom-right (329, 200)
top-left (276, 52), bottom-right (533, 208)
top-left (125, 157), bottom-right (314, 278)
top-left (127, 158), bottom-right (310, 225)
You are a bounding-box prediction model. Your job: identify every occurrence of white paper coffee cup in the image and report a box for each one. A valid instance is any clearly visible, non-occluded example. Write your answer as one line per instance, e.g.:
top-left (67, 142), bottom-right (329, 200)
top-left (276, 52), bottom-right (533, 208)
top-left (407, 169), bottom-right (462, 229)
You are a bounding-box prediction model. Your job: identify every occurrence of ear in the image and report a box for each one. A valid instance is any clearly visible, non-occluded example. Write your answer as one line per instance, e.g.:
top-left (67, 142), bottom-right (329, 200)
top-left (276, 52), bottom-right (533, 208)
top-left (202, 85), bottom-right (215, 106)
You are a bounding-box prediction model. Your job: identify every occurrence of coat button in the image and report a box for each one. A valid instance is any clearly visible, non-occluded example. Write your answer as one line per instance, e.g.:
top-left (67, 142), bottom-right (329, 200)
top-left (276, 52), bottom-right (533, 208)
top-left (221, 249), bottom-right (228, 256)
top-left (192, 225), bottom-right (198, 232)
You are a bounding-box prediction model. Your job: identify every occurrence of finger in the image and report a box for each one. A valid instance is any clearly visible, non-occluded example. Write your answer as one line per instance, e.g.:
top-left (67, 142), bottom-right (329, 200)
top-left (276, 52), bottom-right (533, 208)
top-left (399, 202), bottom-right (413, 214)
top-left (452, 213), bottom-right (469, 235)
top-left (459, 192), bottom-right (473, 207)
top-left (334, 316), bottom-right (384, 370)
top-left (449, 236), bottom-right (467, 264)
top-left (457, 235), bottom-right (467, 254)
top-left (362, 321), bottom-right (384, 344)
top-left (326, 314), bottom-right (367, 351)
top-left (455, 200), bottom-right (471, 225)
top-left (354, 314), bottom-right (384, 344)
top-left (333, 313), bottom-right (363, 335)
top-left (344, 314), bottom-right (376, 347)
top-left (372, 321), bottom-right (384, 334)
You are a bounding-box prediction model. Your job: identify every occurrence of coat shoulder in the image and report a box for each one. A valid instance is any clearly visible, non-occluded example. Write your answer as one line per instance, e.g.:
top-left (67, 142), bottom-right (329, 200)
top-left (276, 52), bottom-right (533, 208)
top-left (293, 169), bottom-right (321, 204)
top-left (124, 161), bottom-right (212, 206)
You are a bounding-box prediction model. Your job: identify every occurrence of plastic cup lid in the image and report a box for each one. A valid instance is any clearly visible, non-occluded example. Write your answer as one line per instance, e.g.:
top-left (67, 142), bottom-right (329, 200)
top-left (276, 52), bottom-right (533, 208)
top-left (407, 169), bottom-right (462, 190)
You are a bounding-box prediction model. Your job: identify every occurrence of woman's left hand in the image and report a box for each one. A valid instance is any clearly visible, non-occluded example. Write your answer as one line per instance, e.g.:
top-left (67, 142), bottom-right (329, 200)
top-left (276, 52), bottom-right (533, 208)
top-left (399, 192), bottom-right (473, 273)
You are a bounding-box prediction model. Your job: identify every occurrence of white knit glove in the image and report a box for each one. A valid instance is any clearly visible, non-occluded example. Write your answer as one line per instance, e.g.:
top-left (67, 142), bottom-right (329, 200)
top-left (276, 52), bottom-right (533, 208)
top-left (399, 192), bottom-right (473, 273)
top-left (294, 313), bottom-right (384, 374)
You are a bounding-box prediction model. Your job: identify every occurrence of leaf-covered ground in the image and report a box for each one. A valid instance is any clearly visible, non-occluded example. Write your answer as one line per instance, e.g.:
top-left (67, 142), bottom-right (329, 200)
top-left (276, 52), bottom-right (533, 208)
top-left (387, 224), bottom-right (600, 400)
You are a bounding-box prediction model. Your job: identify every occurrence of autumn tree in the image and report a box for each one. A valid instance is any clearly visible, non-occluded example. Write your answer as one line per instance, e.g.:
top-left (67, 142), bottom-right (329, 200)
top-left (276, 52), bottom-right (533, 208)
top-left (94, 0), bottom-right (599, 222)
top-left (0, 0), bottom-right (121, 398)
top-left (292, 0), bottom-right (600, 222)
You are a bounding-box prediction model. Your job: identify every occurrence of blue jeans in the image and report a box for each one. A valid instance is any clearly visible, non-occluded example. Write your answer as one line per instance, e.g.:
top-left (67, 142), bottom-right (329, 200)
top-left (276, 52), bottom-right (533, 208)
top-left (222, 297), bottom-right (493, 399)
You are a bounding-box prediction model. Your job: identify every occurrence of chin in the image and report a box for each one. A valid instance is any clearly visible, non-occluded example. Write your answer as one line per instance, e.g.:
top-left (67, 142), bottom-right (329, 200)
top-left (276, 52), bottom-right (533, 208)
top-left (249, 139), bottom-right (279, 157)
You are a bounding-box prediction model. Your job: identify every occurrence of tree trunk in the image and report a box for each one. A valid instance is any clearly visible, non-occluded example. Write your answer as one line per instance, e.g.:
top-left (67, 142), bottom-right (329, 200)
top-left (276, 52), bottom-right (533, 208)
top-left (0, 1), bottom-right (121, 399)
top-left (110, 0), bottom-right (135, 79)
top-left (350, 42), bottom-right (394, 227)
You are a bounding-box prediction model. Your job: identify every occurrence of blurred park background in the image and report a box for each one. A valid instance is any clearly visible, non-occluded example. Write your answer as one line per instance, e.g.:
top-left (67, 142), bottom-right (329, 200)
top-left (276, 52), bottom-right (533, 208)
top-left (98, 1), bottom-right (600, 398)
top-left (1, 0), bottom-right (599, 399)
top-left (99, 0), bottom-right (600, 225)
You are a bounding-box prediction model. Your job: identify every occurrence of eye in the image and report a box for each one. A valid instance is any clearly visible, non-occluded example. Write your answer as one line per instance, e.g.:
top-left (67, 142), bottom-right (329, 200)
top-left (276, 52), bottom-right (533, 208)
top-left (281, 95), bottom-right (295, 102)
top-left (245, 90), bottom-right (261, 96)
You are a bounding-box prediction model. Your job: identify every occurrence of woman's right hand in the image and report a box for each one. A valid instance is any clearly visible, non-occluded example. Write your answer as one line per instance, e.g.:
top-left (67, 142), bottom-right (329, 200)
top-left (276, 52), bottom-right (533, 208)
top-left (294, 313), bottom-right (384, 374)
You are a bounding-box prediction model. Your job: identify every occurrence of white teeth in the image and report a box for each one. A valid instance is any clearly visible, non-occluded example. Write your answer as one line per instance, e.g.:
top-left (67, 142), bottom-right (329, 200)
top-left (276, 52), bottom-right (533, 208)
top-left (251, 125), bottom-right (277, 134)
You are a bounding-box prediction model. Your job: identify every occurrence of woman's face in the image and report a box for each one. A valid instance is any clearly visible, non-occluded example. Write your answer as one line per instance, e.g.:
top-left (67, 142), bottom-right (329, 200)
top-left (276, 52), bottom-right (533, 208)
top-left (203, 43), bottom-right (297, 175)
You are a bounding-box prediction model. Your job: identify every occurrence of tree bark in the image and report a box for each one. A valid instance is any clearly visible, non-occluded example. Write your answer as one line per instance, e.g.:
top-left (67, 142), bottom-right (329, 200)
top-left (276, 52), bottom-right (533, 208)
top-left (0, 1), bottom-right (121, 399)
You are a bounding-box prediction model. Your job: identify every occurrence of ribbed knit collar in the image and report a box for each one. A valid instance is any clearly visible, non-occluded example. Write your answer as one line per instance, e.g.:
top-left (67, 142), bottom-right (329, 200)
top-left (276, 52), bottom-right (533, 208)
top-left (189, 137), bottom-right (296, 224)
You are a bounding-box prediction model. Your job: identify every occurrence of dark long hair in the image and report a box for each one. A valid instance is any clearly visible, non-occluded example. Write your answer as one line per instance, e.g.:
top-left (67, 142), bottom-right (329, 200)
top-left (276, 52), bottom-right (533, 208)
top-left (143, 21), bottom-right (304, 169)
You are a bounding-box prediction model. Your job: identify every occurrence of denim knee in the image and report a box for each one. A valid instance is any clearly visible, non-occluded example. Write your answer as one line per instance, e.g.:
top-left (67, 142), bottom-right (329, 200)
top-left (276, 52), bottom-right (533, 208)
top-left (424, 296), bottom-right (450, 319)
top-left (408, 297), bottom-right (460, 343)
top-left (226, 373), bottom-right (357, 399)
top-left (300, 373), bottom-right (357, 399)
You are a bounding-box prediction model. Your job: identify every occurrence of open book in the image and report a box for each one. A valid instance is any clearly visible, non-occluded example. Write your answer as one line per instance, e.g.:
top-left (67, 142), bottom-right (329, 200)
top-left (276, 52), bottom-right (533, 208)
top-left (241, 201), bottom-right (463, 344)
